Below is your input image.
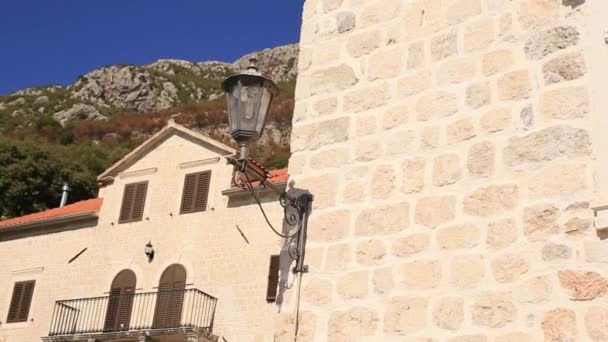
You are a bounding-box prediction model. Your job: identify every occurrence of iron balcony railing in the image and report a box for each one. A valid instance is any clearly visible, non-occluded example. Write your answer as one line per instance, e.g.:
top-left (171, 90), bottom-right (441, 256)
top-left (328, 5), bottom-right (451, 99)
top-left (48, 288), bottom-right (217, 336)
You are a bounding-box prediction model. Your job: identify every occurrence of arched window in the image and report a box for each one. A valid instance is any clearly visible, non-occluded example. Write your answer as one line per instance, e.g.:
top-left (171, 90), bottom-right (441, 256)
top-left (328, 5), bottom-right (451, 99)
top-left (104, 269), bottom-right (136, 332)
top-left (153, 264), bottom-right (186, 328)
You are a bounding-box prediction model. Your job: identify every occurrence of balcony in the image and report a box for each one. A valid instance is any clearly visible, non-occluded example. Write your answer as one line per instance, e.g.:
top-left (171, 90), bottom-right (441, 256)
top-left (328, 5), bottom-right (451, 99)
top-left (43, 288), bottom-right (218, 342)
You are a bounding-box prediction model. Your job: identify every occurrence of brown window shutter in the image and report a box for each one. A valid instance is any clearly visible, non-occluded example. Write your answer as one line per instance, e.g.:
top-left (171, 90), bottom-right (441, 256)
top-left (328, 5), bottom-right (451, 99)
top-left (266, 255), bottom-right (280, 303)
top-left (118, 181), bottom-right (148, 223)
top-left (180, 171), bottom-right (211, 214)
top-left (7, 280), bottom-right (35, 323)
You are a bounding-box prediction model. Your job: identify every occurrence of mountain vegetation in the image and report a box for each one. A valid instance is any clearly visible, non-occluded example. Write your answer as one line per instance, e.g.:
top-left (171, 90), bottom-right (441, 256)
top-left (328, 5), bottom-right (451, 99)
top-left (0, 44), bottom-right (298, 219)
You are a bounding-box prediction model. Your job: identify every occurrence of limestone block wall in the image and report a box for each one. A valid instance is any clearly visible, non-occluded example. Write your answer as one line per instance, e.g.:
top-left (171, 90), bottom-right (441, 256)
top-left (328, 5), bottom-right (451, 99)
top-left (279, 0), bottom-right (608, 340)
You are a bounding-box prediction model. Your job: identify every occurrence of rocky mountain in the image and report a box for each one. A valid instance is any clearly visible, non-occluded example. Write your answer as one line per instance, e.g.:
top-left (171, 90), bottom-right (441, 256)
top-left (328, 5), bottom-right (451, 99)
top-left (0, 43), bottom-right (298, 130)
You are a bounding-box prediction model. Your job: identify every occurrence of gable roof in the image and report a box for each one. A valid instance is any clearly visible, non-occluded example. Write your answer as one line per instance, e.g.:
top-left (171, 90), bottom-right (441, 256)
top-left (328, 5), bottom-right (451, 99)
top-left (0, 198), bottom-right (103, 231)
top-left (98, 119), bottom-right (236, 180)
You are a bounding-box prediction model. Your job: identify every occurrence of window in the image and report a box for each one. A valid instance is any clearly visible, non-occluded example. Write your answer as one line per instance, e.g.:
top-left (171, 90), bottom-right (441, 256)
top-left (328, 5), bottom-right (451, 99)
top-left (118, 181), bottom-right (148, 223)
top-left (180, 171), bottom-right (211, 214)
top-left (7, 280), bottom-right (35, 323)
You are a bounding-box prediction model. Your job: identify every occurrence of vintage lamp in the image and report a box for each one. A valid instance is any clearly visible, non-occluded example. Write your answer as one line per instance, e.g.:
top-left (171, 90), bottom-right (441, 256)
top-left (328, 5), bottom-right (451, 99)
top-left (221, 58), bottom-right (279, 160)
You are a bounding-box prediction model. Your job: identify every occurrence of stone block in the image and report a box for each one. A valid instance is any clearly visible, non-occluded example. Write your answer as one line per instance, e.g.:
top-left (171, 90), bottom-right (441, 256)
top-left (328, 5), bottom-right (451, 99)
top-left (308, 209), bottom-right (351, 242)
top-left (371, 165), bottom-right (396, 199)
top-left (383, 129), bottom-right (418, 156)
top-left (311, 64), bottom-right (358, 95)
top-left (384, 297), bottom-right (428, 334)
top-left (471, 292), bottom-right (516, 328)
top-left (421, 126), bottom-right (440, 149)
top-left (313, 97), bottom-right (338, 116)
top-left (445, 0), bottom-right (482, 24)
top-left (433, 154), bottom-right (462, 186)
top-left (483, 49), bottom-right (515, 75)
top-left (525, 26), bottom-right (580, 60)
top-left (503, 126), bottom-right (591, 168)
top-left (373, 267), bottom-right (394, 295)
top-left (303, 278), bottom-right (333, 306)
top-left (516, 276), bottom-right (552, 303)
top-left (416, 91), bottom-right (458, 121)
top-left (487, 218), bottom-right (517, 249)
top-left (450, 254), bottom-right (485, 288)
top-left (415, 196), bottom-right (456, 227)
top-left (558, 270), bottom-right (608, 300)
top-left (297, 173), bottom-right (339, 209)
top-left (338, 271), bottom-right (369, 299)
top-left (543, 52), bottom-right (586, 85)
top-left (448, 336), bottom-right (487, 342)
top-left (397, 70), bottom-right (431, 96)
top-left (323, 0), bottom-right (343, 13)
top-left (541, 308), bottom-right (577, 342)
top-left (585, 240), bottom-right (608, 263)
top-left (497, 70), bottom-right (531, 100)
top-left (275, 311), bottom-right (317, 342)
top-left (523, 204), bottom-right (559, 241)
top-left (464, 18), bottom-right (495, 52)
top-left (491, 253), bottom-right (529, 283)
top-left (407, 41), bottom-right (426, 69)
top-left (355, 137), bottom-right (382, 162)
top-left (328, 307), bottom-right (378, 341)
top-left (433, 297), bottom-right (464, 330)
top-left (438, 57), bottom-right (478, 85)
top-left (368, 48), bottom-right (403, 80)
top-left (466, 81), bottom-right (491, 109)
top-left (382, 104), bottom-right (409, 130)
top-left (495, 332), bottom-right (537, 342)
top-left (528, 163), bottom-right (587, 199)
top-left (437, 224), bottom-right (480, 250)
top-left (480, 107), bottom-right (511, 133)
top-left (401, 260), bottom-right (441, 288)
top-left (359, 0), bottom-right (401, 28)
top-left (541, 86), bottom-right (589, 120)
top-left (291, 117), bottom-right (350, 152)
top-left (324, 243), bottom-right (352, 272)
top-left (463, 184), bottom-right (519, 217)
top-left (431, 30), bottom-right (458, 61)
top-left (356, 202), bottom-right (410, 235)
top-left (447, 118), bottom-right (476, 145)
top-left (402, 157), bottom-right (426, 194)
top-left (336, 11), bottom-right (356, 33)
top-left (347, 30), bottom-right (381, 58)
top-left (518, 0), bottom-right (560, 29)
top-left (468, 141), bottom-right (495, 177)
top-left (393, 233), bottom-right (430, 257)
top-left (520, 104), bottom-right (534, 129)
top-left (343, 83), bottom-right (390, 113)
top-left (356, 239), bottom-right (386, 265)
top-left (310, 147), bottom-right (351, 170)
top-left (542, 242), bottom-right (572, 261)
top-left (585, 306), bottom-right (608, 341)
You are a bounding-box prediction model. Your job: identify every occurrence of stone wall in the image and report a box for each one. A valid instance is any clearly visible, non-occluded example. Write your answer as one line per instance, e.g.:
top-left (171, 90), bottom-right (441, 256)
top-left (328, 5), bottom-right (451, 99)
top-left (281, 0), bottom-right (608, 340)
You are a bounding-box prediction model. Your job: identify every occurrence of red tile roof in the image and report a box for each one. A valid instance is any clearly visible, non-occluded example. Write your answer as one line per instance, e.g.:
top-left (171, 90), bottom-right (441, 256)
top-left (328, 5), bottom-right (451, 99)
top-left (0, 198), bottom-right (103, 229)
top-left (244, 168), bottom-right (289, 188)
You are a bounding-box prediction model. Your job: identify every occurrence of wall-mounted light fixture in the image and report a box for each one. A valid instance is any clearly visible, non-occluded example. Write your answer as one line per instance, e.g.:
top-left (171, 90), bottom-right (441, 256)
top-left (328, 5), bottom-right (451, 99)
top-left (144, 241), bottom-right (154, 262)
top-left (222, 59), bottom-right (312, 274)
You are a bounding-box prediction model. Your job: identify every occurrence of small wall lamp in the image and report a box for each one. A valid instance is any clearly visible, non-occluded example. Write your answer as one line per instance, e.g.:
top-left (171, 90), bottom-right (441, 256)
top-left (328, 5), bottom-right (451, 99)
top-left (145, 241), bottom-right (154, 262)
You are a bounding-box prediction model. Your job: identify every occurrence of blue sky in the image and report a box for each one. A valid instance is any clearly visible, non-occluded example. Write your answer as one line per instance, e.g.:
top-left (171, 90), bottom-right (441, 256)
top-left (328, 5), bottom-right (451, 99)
top-left (0, 1), bottom-right (303, 95)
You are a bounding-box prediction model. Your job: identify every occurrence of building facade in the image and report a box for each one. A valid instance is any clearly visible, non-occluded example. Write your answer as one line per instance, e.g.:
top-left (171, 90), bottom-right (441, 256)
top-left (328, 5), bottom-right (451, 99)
top-left (276, 0), bottom-right (608, 341)
top-left (0, 121), bottom-right (289, 341)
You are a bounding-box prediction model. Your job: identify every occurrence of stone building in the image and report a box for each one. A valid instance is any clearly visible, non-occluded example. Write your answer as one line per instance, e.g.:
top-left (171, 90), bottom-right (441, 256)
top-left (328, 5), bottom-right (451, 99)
top-left (0, 121), bottom-right (289, 341)
top-left (276, 0), bottom-right (608, 341)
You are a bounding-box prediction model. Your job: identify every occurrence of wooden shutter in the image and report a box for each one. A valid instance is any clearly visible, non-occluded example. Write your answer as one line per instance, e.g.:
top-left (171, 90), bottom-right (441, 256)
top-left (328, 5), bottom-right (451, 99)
top-left (104, 270), bottom-right (136, 332)
top-left (153, 264), bottom-right (186, 328)
top-left (118, 181), bottom-right (148, 223)
top-left (7, 280), bottom-right (35, 323)
top-left (266, 255), bottom-right (280, 303)
top-left (180, 171), bottom-right (211, 214)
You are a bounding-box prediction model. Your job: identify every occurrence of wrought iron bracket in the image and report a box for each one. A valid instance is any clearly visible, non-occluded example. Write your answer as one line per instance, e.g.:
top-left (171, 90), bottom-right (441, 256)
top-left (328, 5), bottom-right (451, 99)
top-left (227, 157), bottom-right (313, 274)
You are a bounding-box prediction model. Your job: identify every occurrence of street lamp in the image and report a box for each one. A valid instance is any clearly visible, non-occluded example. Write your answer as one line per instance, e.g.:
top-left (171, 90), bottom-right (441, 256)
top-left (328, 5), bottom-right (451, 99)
top-left (222, 59), bottom-right (312, 274)
top-left (222, 58), bottom-right (279, 160)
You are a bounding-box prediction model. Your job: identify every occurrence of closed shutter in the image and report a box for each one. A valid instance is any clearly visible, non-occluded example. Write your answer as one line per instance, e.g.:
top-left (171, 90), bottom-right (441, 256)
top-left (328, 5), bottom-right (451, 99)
top-left (7, 280), bottom-right (35, 323)
top-left (180, 171), bottom-right (211, 214)
top-left (266, 255), bottom-right (280, 303)
top-left (104, 270), bottom-right (136, 332)
top-left (153, 264), bottom-right (186, 328)
top-left (118, 181), bottom-right (148, 223)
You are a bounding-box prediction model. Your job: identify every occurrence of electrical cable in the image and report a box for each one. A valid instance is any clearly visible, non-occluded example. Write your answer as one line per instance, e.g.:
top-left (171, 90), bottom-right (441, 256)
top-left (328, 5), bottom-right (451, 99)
top-left (243, 172), bottom-right (301, 239)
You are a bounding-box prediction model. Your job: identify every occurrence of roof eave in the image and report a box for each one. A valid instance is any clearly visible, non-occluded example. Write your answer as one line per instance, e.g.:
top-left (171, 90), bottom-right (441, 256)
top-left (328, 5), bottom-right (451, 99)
top-left (221, 181), bottom-right (288, 197)
top-left (0, 211), bottom-right (99, 233)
